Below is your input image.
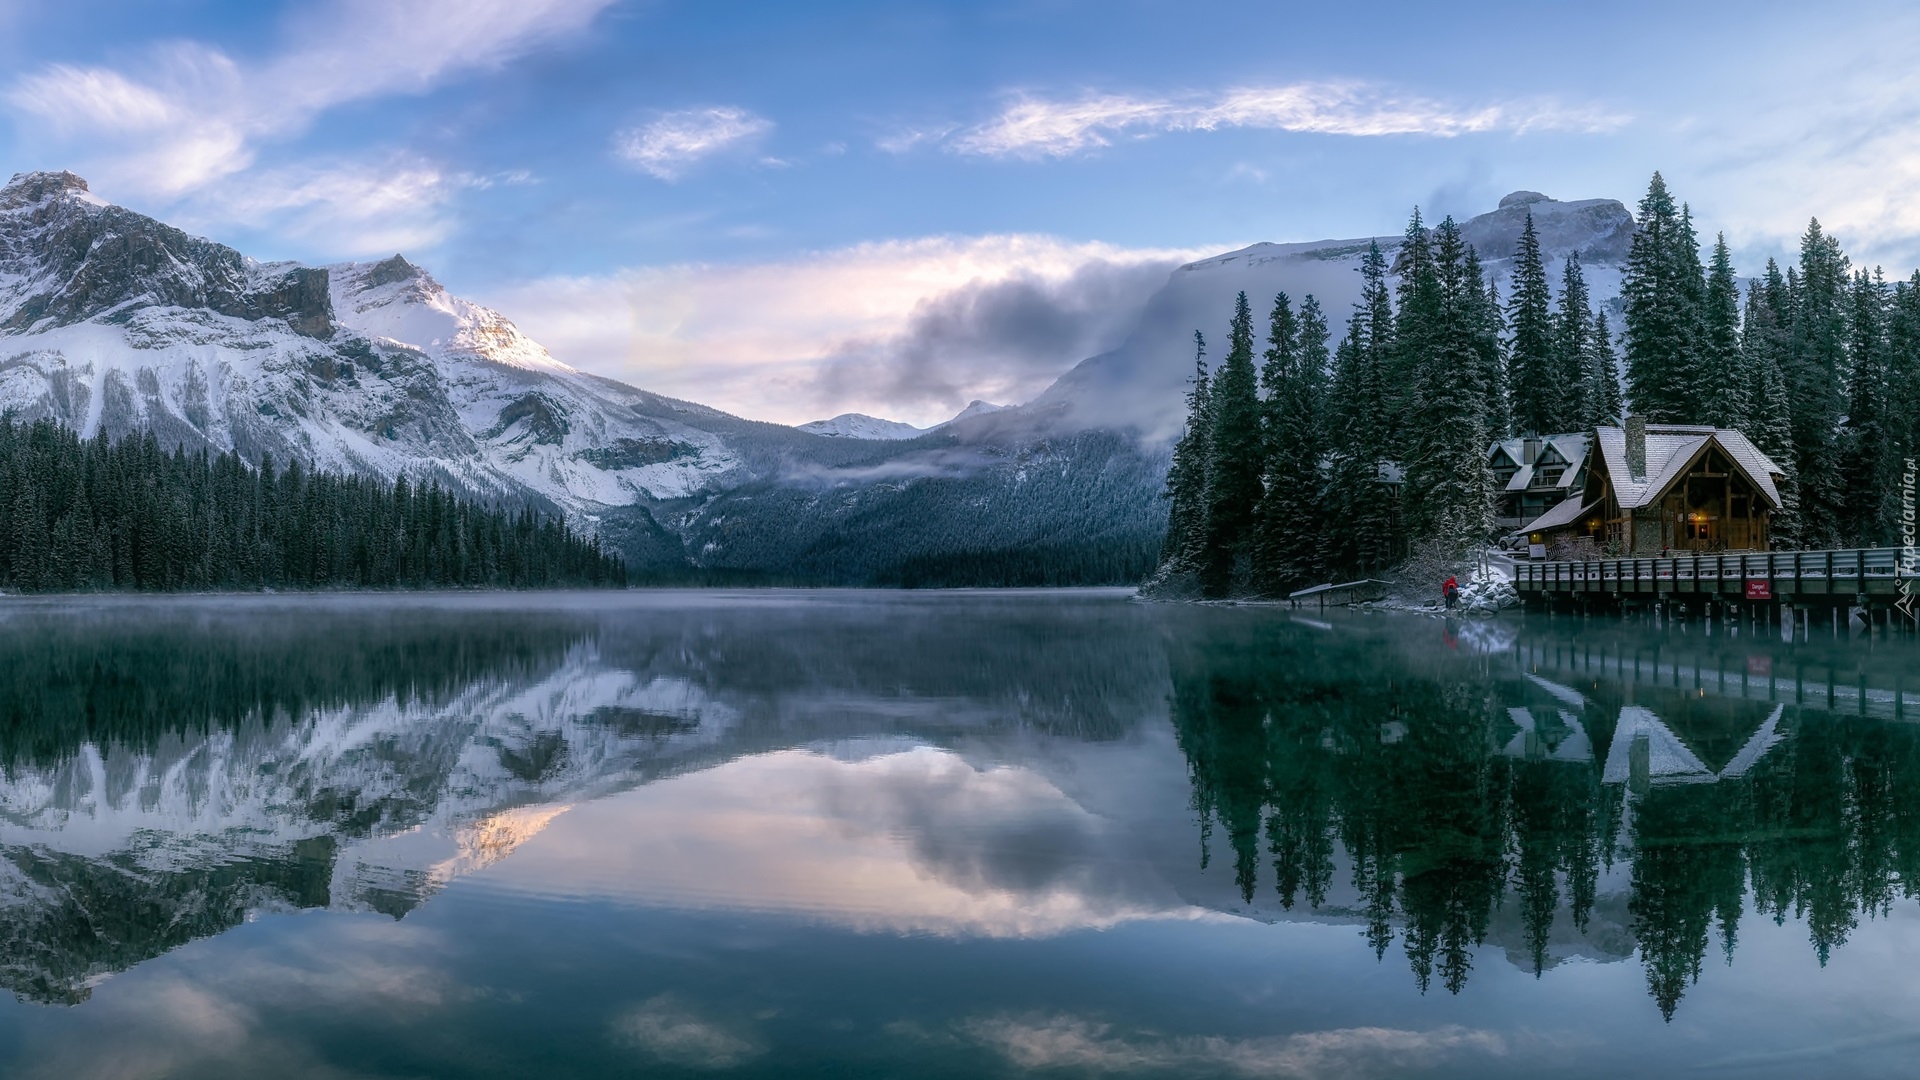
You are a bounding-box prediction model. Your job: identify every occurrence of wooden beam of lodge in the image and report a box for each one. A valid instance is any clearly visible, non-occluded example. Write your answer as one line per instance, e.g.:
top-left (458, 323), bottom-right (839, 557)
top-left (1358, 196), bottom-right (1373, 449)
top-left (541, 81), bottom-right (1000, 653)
top-left (1511, 548), bottom-right (1911, 600)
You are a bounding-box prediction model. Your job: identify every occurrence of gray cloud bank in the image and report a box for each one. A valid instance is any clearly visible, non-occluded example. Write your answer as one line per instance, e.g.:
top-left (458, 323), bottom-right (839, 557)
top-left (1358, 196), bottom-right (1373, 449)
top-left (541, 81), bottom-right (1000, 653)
top-left (809, 258), bottom-right (1178, 419)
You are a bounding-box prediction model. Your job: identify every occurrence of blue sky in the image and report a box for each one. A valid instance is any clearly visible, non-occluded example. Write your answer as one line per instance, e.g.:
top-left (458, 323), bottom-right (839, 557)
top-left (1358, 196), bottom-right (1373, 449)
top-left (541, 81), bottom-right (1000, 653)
top-left (3, 0), bottom-right (1917, 424)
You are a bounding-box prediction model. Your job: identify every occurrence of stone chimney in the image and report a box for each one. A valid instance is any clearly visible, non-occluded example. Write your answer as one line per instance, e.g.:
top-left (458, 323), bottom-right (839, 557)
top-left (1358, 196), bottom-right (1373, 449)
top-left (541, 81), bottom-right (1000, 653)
top-left (1625, 415), bottom-right (1647, 480)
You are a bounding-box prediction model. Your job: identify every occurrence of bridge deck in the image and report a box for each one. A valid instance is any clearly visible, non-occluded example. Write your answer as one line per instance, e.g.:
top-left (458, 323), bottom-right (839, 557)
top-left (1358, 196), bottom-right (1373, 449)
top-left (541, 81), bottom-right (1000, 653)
top-left (1512, 548), bottom-right (1914, 603)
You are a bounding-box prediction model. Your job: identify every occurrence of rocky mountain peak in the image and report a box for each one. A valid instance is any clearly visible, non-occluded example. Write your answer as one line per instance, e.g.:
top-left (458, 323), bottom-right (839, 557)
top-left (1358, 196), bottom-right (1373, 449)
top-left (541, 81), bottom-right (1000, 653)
top-left (0, 169), bottom-right (94, 210)
top-left (364, 254), bottom-right (424, 288)
top-left (0, 169), bottom-right (337, 339)
top-left (1498, 190), bottom-right (1551, 209)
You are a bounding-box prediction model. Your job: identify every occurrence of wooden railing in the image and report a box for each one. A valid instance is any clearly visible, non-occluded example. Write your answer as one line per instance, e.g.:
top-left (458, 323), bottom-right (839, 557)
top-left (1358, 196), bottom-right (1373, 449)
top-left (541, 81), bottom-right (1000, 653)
top-left (1511, 548), bottom-right (1912, 598)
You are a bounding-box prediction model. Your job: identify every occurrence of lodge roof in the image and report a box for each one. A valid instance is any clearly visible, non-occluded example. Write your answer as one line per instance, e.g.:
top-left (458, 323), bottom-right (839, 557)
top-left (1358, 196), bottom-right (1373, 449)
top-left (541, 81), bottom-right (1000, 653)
top-left (1601, 704), bottom-right (1786, 786)
top-left (1594, 424), bottom-right (1785, 511)
top-left (1522, 496), bottom-right (1599, 533)
top-left (1487, 432), bottom-right (1591, 493)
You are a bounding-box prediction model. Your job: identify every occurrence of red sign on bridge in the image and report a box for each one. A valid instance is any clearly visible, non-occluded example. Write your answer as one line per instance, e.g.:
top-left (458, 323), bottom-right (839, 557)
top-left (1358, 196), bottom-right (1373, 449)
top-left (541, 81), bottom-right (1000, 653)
top-left (1745, 579), bottom-right (1773, 600)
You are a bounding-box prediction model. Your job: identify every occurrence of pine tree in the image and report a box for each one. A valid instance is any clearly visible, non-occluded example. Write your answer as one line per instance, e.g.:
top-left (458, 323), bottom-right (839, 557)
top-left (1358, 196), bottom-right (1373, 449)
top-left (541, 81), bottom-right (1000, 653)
top-left (1701, 233), bottom-right (1749, 431)
top-left (1159, 332), bottom-right (1214, 579)
top-left (1622, 172), bottom-right (1706, 421)
top-left (1585, 311), bottom-right (1624, 428)
top-left (1892, 273), bottom-right (1920, 485)
top-left (1298, 295), bottom-right (1332, 433)
top-left (1357, 239), bottom-right (1396, 447)
top-left (1403, 217), bottom-right (1494, 551)
top-left (1555, 256), bottom-right (1595, 431)
top-left (1789, 218), bottom-right (1851, 548)
top-left (1252, 293), bottom-right (1329, 595)
top-left (1741, 269), bottom-right (1800, 547)
top-left (1469, 248), bottom-right (1510, 440)
top-left (1842, 268), bottom-right (1898, 546)
top-left (1392, 209), bottom-right (1436, 442)
top-left (1325, 312), bottom-right (1397, 577)
top-left (1202, 293), bottom-right (1265, 596)
top-left (1507, 211), bottom-right (1559, 435)
top-left (1259, 291), bottom-right (1301, 451)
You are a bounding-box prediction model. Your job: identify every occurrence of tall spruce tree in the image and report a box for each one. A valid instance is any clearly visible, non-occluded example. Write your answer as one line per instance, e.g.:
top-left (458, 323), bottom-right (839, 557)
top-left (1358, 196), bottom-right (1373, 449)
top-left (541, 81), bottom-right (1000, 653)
top-left (1402, 216), bottom-right (1494, 550)
top-left (1325, 291), bottom-right (1398, 577)
top-left (1252, 292), bottom-right (1328, 594)
top-left (1789, 218), bottom-right (1851, 548)
top-left (1259, 292), bottom-right (1301, 451)
top-left (1741, 268), bottom-right (1801, 547)
top-left (1892, 273), bottom-right (1920, 484)
top-left (1585, 310), bottom-right (1624, 428)
top-left (1622, 172), bottom-right (1707, 421)
top-left (1702, 233), bottom-right (1749, 430)
top-left (1555, 255), bottom-right (1595, 431)
top-left (1201, 293), bottom-right (1265, 596)
top-left (1507, 211), bottom-right (1559, 435)
top-left (1358, 239), bottom-right (1397, 439)
top-left (1392, 209), bottom-right (1436, 442)
top-left (1842, 268), bottom-right (1899, 546)
top-left (1298, 295), bottom-right (1332, 432)
top-left (1159, 331), bottom-right (1214, 577)
top-left (1469, 249), bottom-right (1511, 440)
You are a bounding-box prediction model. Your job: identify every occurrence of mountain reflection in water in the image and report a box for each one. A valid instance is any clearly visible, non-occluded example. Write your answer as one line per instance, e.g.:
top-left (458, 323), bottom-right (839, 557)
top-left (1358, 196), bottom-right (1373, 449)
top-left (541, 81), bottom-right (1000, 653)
top-left (0, 591), bottom-right (1918, 1076)
top-left (0, 593), bottom-right (1166, 1007)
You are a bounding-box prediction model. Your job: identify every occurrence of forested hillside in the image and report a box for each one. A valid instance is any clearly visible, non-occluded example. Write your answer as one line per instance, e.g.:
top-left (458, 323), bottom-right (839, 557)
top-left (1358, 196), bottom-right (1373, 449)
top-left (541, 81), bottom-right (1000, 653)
top-left (1151, 172), bottom-right (1920, 598)
top-left (0, 418), bottom-right (625, 592)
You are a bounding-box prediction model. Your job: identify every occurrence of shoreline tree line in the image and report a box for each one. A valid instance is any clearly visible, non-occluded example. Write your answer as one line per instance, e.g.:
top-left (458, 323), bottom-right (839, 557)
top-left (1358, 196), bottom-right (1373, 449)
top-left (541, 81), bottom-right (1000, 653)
top-left (1152, 172), bottom-right (1920, 598)
top-left (0, 417), bottom-right (627, 592)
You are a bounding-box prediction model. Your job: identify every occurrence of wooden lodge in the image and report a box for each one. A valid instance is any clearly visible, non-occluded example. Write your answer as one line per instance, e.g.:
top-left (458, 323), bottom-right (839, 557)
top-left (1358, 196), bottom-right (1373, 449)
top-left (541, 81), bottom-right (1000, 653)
top-left (1487, 432), bottom-right (1590, 533)
top-left (1520, 417), bottom-right (1786, 558)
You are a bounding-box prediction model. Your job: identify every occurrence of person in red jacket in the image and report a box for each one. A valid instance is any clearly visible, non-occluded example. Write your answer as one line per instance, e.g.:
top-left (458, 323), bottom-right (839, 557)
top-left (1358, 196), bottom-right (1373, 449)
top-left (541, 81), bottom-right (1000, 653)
top-left (1443, 575), bottom-right (1459, 609)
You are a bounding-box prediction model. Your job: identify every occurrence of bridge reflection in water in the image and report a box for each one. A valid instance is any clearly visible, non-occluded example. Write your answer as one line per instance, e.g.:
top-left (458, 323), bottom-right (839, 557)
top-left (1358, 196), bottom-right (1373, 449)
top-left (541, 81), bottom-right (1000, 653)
top-left (1170, 613), bottom-right (1920, 1019)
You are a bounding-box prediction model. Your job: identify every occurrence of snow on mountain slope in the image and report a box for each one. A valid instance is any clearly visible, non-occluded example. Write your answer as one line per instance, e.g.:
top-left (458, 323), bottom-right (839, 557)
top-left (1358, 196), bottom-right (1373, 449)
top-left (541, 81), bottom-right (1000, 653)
top-left (0, 170), bottom-right (1155, 584)
top-left (1028, 190), bottom-right (1634, 440)
top-left (0, 171), bottom-right (745, 514)
top-left (798, 412), bottom-right (927, 439)
top-left (943, 399), bottom-right (1008, 425)
top-left (795, 400), bottom-right (1008, 441)
top-left (0, 170), bottom-right (1636, 583)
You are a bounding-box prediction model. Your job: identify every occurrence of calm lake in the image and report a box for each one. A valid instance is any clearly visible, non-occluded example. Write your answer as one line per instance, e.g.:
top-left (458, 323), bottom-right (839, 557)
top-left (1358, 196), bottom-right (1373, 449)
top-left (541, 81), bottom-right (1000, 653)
top-left (1, 590), bottom-right (1918, 1078)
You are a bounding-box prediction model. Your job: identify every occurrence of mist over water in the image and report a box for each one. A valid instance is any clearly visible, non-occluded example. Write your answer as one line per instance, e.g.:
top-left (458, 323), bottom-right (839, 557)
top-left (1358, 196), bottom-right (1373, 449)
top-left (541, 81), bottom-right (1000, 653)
top-left (0, 591), bottom-right (1917, 1078)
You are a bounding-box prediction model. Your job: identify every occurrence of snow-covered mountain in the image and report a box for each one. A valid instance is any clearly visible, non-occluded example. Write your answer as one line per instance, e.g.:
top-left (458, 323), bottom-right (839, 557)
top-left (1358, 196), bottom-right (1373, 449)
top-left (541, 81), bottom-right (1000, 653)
top-left (1033, 189), bottom-right (1635, 439)
top-left (799, 399), bottom-right (1008, 440)
top-left (0, 171), bottom-right (1632, 583)
top-left (799, 413), bottom-right (927, 440)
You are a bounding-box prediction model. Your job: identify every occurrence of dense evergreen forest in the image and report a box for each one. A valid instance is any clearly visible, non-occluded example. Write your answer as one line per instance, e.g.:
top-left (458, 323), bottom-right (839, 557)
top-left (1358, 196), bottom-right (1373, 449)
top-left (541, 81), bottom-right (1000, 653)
top-left (1153, 172), bottom-right (1920, 598)
top-left (0, 418), bottom-right (626, 592)
top-left (1170, 621), bottom-right (1920, 1020)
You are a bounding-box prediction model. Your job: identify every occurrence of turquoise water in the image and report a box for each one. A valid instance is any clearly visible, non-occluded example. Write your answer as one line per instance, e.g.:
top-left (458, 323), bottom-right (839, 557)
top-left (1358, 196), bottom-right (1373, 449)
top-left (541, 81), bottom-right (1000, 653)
top-left (0, 591), bottom-right (1916, 1078)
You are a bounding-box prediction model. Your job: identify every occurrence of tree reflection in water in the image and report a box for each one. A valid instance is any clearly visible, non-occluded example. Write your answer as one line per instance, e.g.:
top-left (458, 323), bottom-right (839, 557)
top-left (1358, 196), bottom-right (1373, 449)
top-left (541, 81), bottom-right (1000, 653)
top-left (1168, 614), bottom-right (1920, 1019)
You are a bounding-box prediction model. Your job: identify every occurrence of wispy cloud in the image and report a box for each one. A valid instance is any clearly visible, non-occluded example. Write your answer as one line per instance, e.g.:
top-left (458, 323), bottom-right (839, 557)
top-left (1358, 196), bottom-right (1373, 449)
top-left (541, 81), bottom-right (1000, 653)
top-left (961, 1016), bottom-right (1507, 1078)
top-left (612, 995), bottom-right (765, 1068)
top-left (4, 0), bottom-right (613, 247)
top-left (173, 157), bottom-right (507, 257)
top-left (923, 82), bottom-right (1628, 160)
top-left (613, 107), bottom-right (775, 181)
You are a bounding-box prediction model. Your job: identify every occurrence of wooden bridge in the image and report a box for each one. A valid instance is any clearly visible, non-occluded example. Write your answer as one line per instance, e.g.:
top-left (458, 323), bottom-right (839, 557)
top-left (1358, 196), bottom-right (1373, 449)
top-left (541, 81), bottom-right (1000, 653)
top-left (1512, 548), bottom-right (1916, 619)
top-left (1287, 578), bottom-right (1392, 608)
